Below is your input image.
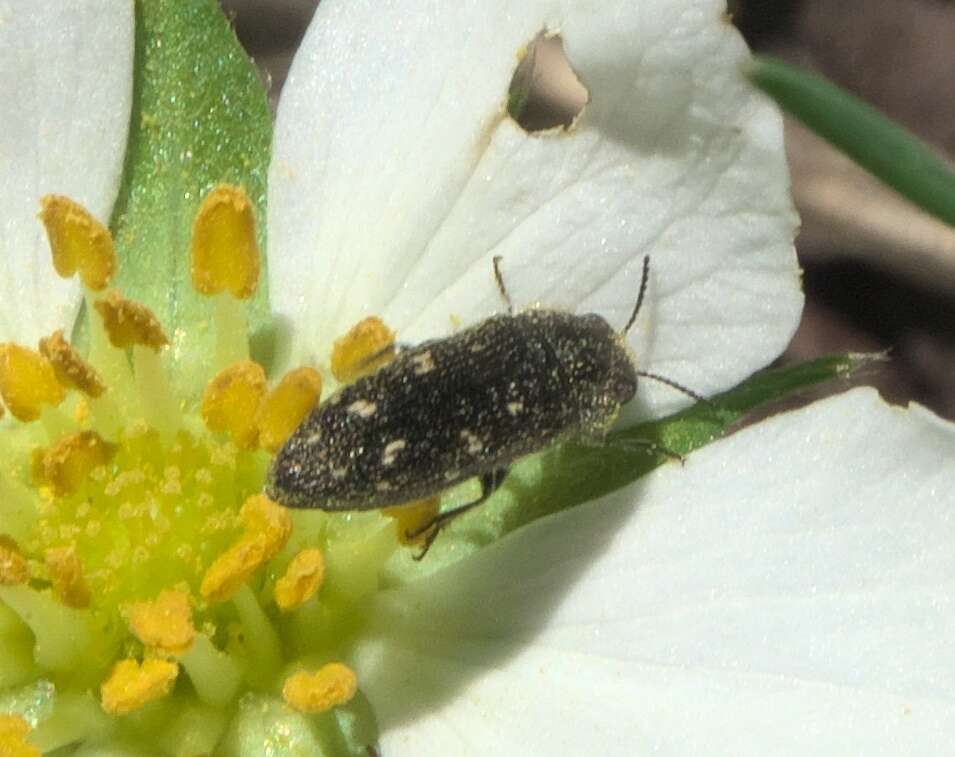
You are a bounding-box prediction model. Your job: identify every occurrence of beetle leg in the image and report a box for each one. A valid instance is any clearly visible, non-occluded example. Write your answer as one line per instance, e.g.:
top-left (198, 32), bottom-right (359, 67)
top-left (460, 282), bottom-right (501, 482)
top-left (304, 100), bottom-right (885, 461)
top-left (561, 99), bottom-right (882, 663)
top-left (410, 466), bottom-right (510, 559)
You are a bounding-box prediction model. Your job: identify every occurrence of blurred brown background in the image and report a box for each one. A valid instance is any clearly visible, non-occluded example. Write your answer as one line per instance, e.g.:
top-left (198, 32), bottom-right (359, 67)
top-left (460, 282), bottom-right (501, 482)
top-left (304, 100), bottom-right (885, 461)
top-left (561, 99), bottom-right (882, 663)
top-left (221, 0), bottom-right (955, 420)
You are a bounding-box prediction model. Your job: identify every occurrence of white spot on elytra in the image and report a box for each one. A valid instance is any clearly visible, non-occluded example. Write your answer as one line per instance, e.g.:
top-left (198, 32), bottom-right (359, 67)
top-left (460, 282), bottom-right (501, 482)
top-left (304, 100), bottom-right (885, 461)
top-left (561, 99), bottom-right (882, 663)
top-left (444, 469), bottom-right (460, 482)
top-left (382, 439), bottom-right (407, 466)
top-left (331, 467), bottom-right (347, 480)
top-left (347, 399), bottom-right (377, 418)
top-left (411, 351), bottom-right (436, 375)
top-left (460, 429), bottom-right (483, 455)
top-left (376, 481), bottom-right (393, 492)
top-left (507, 401), bottom-right (524, 416)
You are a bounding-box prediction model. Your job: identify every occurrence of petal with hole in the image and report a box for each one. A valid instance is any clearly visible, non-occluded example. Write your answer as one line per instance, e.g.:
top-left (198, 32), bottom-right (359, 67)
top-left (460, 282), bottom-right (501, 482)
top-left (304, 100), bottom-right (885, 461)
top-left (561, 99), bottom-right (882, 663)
top-left (269, 0), bottom-right (801, 416)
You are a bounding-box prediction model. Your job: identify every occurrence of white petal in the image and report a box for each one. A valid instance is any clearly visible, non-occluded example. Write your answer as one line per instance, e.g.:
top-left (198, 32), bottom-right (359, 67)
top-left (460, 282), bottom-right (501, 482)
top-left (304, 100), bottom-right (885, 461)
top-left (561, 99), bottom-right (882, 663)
top-left (269, 0), bottom-right (800, 414)
top-left (354, 388), bottom-right (955, 755)
top-left (0, 0), bottom-right (133, 345)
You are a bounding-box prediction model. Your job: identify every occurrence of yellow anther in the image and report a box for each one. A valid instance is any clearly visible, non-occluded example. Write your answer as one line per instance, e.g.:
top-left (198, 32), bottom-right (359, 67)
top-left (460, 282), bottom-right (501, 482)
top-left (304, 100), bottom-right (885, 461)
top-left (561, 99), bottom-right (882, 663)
top-left (274, 548), bottom-right (325, 611)
top-left (190, 184), bottom-right (261, 299)
top-left (100, 658), bottom-right (179, 715)
top-left (282, 663), bottom-right (358, 714)
top-left (240, 494), bottom-right (293, 549)
top-left (199, 535), bottom-right (268, 604)
top-left (201, 360), bottom-right (267, 449)
top-left (255, 367), bottom-right (322, 453)
top-left (38, 195), bottom-right (116, 291)
top-left (45, 545), bottom-right (91, 608)
top-left (127, 588), bottom-right (195, 654)
top-left (384, 497), bottom-right (442, 546)
top-left (0, 714), bottom-right (40, 757)
top-left (93, 290), bottom-right (169, 351)
top-left (200, 494), bottom-right (292, 604)
top-left (0, 535), bottom-right (30, 585)
top-left (330, 316), bottom-right (395, 384)
top-left (0, 343), bottom-right (65, 421)
top-left (39, 430), bottom-right (116, 496)
top-left (39, 330), bottom-right (106, 397)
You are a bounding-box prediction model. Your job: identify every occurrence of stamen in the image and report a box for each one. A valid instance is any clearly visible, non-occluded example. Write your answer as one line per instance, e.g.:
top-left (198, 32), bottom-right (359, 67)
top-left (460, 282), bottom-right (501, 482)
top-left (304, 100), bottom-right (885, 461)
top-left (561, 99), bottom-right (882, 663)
top-left (201, 361), bottom-right (267, 449)
top-left (282, 663), bottom-right (358, 714)
top-left (199, 538), bottom-right (268, 605)
top-left (37, 430), bottom-right (116, 496)
top-left (44, 545), bottom-right (91, 609)
top-left (127, 588), bottom-right (195, 655)
top-left (38, 195), bottom-right (116, 291)
top-left (0, 536), bottom-right (30, 586)
top-left (274, 547), bottom-right (325, 611)
top-left (256, 367), bottom-right (322, 453)
top-left (39, 330), bottom-right (106, 397)
top-left (93, 291), bottom-right (170, 351)
top-left (330, 317), bottom-right (395, 384)
top-left (384, 497), bottom-right (442, 546)
top-left (132, 345), bottom-right (181, 440)
top-left (100, 658), bottom-right (179, 715)
top-left (0, 344), bottom-right (65, 421)
top-left (0, 714), bottom-right (39, 757)
top-left (190, 185), bottom-right (261, 300)
top-left (239, 494), bottom-right (293, 547)
top-left (199, 495), bottom-right (291, 604)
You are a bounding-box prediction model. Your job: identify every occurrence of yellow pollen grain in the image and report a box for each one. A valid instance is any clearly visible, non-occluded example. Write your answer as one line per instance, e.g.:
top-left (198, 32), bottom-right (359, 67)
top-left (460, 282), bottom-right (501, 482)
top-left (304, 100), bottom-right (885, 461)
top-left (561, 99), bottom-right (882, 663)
top-left (283, 663), bottom-right (358, 714)
top-left (100, 658), bottom-right (179, 715)
top-left (39, 329), bottom-right (106, 397)
top-left (93, 290), bottom-right (169, 351)
top-left (330, 316), bottom-right (396, 384)
top-left (38, 430), bottom-right (116, 496)
top-left (0, 714), bottom-right (40, 757)
top-left (0, 535), bottom-right (30, 585)
top-left (127, 588), bottom-right (195, 655)
top-left (256, 366), bottom-right (322, 453)
top-left (274, 547), bottom-right (325, 611)
top-left (0, 343), bottom-right (65, 421)
top-left (45, 545), bottom-right (92, 608)
top-left (190, 184), bottom-right (261, 299)
top-left (200, 495), bottom-right (292, 604)
top-left (201, 360), bottom-right (267, 449)
top-left (38, 195), bottom-right (116, 291)
top-left (384, 497), bottom-right (442, 546)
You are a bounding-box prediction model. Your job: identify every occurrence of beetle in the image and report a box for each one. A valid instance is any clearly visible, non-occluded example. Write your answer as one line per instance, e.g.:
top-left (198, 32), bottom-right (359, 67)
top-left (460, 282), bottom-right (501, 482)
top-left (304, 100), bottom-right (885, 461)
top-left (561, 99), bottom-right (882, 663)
top-left (266, 256), bottom-right (701, 553)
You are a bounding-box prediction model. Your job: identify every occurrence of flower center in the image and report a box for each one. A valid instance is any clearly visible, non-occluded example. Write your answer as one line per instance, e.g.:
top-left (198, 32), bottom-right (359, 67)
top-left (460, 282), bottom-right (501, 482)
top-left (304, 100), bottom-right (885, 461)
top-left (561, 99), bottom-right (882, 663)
top-left (0, 187), bottom-right (417, 745)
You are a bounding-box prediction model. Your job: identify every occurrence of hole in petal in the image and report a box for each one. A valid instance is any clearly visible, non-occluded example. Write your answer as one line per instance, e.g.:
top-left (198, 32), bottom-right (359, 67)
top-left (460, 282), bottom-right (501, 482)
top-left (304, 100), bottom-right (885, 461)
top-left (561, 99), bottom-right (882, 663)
top-left (508, 32), bottom-right (588, 132)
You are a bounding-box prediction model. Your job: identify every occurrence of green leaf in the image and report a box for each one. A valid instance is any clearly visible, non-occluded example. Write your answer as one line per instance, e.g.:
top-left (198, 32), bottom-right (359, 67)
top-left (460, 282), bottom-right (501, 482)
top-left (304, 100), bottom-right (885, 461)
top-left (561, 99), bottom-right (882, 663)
top-left (498, 354), bottom-right (864, 537)
top-left (746, 55), bottom-right (955, 229)
top-left (96, 0), bottom-right (272, 395)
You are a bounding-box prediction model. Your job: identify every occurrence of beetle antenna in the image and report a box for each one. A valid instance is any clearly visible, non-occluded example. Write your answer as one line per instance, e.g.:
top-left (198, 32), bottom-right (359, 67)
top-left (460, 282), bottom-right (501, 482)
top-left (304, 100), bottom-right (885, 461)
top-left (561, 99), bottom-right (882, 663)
top-left (492, 255), bottom-right (514, 315)
top-left (636, 370), bottom-right (711, 405)
top-left (623, 256), bottom-right (650, 335)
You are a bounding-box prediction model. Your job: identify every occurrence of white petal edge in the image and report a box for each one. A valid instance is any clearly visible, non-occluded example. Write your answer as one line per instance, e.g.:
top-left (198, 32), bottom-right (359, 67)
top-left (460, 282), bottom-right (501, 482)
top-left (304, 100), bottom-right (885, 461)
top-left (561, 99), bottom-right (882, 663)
top-left (352, 388), bottom-right (955, 755)
top-left (269, 0), bottom-right (801, 416)
top-left (0, 0), bottom-right (133, 345)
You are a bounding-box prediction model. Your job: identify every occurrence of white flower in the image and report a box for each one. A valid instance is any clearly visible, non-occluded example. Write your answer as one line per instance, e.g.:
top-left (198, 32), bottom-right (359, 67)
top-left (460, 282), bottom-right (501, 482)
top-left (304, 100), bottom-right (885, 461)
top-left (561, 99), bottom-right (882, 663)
top-left (1, 1), bottom-right (952, 755)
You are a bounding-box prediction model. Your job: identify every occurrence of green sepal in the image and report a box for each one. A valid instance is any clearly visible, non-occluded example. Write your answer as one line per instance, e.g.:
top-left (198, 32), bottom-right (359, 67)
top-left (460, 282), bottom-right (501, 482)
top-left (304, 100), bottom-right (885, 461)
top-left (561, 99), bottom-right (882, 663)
top-left (746, 56), bottom-right (955, 230)
top-left (79, 0), bottom-right (273, 396)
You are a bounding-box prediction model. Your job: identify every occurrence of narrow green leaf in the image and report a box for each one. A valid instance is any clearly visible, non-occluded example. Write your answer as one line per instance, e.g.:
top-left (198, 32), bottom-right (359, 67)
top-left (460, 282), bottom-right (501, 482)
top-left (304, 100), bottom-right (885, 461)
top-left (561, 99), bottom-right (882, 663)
top-left (99, 0), bottom-right (272, 394)
top-left (500, 353), bottom-right (862, 535)
top-left (746, 55), bottom-right (955, 229)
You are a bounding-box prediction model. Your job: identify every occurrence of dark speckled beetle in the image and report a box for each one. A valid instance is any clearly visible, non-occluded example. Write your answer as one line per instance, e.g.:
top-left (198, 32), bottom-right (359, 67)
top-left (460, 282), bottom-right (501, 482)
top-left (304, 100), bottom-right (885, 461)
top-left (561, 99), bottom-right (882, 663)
top-left (267, 256), bottom-right (699, 553)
